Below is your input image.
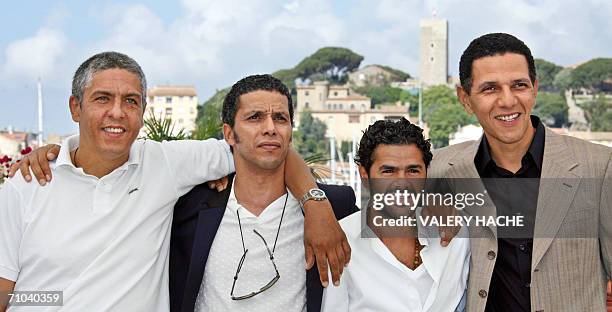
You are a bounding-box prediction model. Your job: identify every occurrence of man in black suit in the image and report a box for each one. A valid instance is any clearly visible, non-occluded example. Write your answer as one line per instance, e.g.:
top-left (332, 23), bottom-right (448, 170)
top-left (169, 75), bottom-right (358, 312)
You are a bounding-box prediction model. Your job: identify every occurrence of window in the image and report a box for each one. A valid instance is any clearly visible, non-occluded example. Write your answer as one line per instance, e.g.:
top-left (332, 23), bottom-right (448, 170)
top-left (327, 103), bottom-right (331, 110)
top-left (350, 104), bottom-right (355, 110)
top-left (166, 97), bottom-right (172, 103)
top-left (370, 116), bottom-right (376, 123)
top-left (333, 104), bottom-right (337, 110)
top-left (361, 104), bottom-right (366, 109)
top-left (166, 107), bottom-right (173, 116)
top-left (305, 102), bottom-right (309, 108)
top-left (430, 43), bottom-right (434, 48)
top-left (349, 115), bottom-right (360, 123)
top-left (339, 104), bottom-right (343, 110)
top-left (305, 91), bottom-right (310, 96)
top-left (430, 57), bottom-right (434, 62)
top-left (333, 91), bottom-right (338, 96)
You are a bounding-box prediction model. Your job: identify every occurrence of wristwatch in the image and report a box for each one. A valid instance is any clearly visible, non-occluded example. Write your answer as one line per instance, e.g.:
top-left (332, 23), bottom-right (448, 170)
top-left (299, 188), bottom-right (327, 207)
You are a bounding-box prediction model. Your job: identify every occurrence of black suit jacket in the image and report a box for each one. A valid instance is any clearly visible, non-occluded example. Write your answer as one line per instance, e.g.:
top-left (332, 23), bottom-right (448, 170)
top-left (169, 174), bottom-right (358, 312)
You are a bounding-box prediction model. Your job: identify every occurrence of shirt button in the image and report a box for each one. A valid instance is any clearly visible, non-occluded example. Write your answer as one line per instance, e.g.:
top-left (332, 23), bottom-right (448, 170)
top-left (487, 250), bottom-right (496, 260)
top-left (524, 282), bottom-right (531, 288)
top-left (479, 289), bottom-right (487, 298)
top-left (519, 244), bottom-right (527, 252)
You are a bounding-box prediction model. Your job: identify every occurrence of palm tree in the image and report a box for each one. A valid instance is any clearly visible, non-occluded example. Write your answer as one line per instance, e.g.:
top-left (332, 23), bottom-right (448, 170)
top-left (142, 110), bottom-right (187, 142)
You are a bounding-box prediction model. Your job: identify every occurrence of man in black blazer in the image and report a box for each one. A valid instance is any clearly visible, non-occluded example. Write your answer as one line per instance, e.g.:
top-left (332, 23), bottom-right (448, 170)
top-left (169, 75), bottom-right (358, 312)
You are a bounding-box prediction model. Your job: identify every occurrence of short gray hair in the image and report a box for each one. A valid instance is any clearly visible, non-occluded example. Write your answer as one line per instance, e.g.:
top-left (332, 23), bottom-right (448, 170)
top-left (72, 51), bottom-right (147, 108)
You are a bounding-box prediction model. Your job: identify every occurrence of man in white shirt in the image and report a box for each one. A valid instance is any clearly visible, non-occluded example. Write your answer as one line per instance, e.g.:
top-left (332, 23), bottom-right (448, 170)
top-left (0, 53), bottom-right (350, 311)
top-left (321, 118), bottom-right (470, 312)
top-left (169, 75), bottom-right (358, 312)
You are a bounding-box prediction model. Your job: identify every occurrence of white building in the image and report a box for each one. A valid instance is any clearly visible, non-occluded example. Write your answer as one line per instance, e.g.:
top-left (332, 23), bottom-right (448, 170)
top-left (146, 85), bottom-right (199, 134)
top-left (448, 124), bottom-right (483, 146)
top-left (296, 81), bottom-right (414, 143)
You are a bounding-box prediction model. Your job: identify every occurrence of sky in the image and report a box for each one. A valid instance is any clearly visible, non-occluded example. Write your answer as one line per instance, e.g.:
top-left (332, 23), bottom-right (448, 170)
top-left (1, 0), bottom-right (611, 136)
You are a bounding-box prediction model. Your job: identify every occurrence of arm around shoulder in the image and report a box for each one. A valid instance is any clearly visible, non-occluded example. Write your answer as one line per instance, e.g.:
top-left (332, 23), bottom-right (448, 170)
top-left (160, 139), bottom-right (235, 196)
top-left (0, 278), bottom-right (15, 311)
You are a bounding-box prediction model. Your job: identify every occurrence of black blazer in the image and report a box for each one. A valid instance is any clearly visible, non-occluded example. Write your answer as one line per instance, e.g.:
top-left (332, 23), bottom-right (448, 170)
top-left (169, 174), bottom-right (358, 312)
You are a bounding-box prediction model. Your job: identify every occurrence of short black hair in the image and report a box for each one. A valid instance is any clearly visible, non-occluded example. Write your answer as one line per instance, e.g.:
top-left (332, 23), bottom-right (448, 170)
top-left (459, 33), bottom-right (536, 94)
top-left (222, 74), bottom-right (293, 127)
top-left (356, 117), bottom-right (432, 174)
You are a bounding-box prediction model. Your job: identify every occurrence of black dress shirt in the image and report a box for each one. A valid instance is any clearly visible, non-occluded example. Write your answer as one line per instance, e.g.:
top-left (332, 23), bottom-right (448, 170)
top-left (475, 116), bottom-right (545, 312)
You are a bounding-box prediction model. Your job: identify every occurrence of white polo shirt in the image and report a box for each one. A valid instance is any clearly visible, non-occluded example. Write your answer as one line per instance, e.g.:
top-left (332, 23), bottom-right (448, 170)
top-left (195, 184), bottom-right (306, 312)
top-left (0, 135), bottom-right (234, 311)
top-left (321, 211), bottom-right (470, 312)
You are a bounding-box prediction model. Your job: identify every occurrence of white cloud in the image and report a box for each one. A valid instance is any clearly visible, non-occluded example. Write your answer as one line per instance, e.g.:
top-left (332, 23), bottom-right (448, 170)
top-left (2, 0), bottom-right (612, 135)
top-left (1, 27), bottom-right (68, 84)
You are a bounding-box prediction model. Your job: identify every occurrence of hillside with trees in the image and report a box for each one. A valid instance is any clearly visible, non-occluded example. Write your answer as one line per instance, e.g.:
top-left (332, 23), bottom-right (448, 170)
top-left (194, 49), bottom-right (612, 153)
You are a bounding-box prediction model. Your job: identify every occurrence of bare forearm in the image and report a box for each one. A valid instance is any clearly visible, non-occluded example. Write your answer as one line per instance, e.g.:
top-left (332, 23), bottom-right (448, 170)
top-left (0, 278), bottom-right (15, 312)
top-left (284, 148), bottom-right (317, 199)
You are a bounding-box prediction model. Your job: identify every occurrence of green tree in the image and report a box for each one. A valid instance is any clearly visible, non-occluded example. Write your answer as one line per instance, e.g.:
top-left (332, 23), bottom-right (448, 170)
top-left (535, 58), bottom-right (562, 92)
top-left (192, 102), bottom-right (223, 140)
top-left (339, 140), bottom-right (352, 158)
top-left (369, 64), bottom-right (411, 82)
top-left (142, 112), bottom-right (187, 142)
top-left (553, 67), bottom-right (573, 91)
top-left (568, 58), bottom-right (612, 91)
top-left (420, 85), bottom-right (477, 148)
top-left (422, 85), bottom-right (460, 119)
top-left (428, 104), bottom-right (475, 148)
top-left (273, 47), bottom-right (364, 88)
top-left (293, 111), bottom-right (329, 157)
top-left (193, 88), bottom-right (227, 140)
top-left (353, 85), bottom-right (404, 106)
top-left (533, 92), bottom-right (568, 127)
top-left (579, 93), bottom-right (612, 131)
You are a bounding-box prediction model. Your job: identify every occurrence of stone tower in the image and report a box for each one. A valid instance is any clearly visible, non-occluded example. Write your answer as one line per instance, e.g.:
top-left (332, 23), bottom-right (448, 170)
top-left (419, 18), bottom-right (448, 87)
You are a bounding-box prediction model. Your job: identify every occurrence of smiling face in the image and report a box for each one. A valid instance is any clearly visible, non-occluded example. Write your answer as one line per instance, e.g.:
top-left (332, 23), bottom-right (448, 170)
top-left (359, 144), bottom-right (427, 217)
top-left (223, 90), bottom-right (292, 172)
top-left (69, 68), bottom-right (144, 161)
top-left (457, 52), bottom-right (538, 146)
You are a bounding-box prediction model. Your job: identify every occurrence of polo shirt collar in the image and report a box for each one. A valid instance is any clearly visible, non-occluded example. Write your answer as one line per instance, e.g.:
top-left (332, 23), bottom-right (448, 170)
top-left (55, 134), bottom-right (141, 172)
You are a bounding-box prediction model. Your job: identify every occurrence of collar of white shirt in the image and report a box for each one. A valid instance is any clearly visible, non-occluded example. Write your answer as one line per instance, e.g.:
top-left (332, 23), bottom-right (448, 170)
top-left (55, 135), bottom-right (141, 173)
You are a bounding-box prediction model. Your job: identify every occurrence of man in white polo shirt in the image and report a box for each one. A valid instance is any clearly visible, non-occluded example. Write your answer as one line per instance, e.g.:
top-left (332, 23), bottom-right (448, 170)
top-left (0, 52), bottom-right (349, 311)
top-left (321, 118), bottom-right (470, 312)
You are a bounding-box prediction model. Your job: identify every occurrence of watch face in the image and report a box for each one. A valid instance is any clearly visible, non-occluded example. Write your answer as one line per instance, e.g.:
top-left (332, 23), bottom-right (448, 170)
top-left (310, 189), bottom-right (326, 199)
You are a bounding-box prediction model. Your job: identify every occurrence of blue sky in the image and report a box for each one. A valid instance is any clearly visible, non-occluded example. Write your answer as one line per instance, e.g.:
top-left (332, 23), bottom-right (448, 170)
top-left (1, 0), bottom-right (611, 136)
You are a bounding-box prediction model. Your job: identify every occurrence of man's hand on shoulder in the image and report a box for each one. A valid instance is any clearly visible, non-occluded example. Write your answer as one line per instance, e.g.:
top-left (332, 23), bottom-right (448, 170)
top-left (0, 278), bottom-right (15, 312)
top-left (8, 144), bottom-right (60, 186)
top-left (303, 200), bottom-right (351, 288)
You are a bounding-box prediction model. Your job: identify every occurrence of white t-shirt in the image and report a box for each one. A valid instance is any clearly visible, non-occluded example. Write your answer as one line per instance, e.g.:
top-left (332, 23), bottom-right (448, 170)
top-left (321, 211), bottom-right (470, 312)
top-left (195, 184), bottom-right (307, 312)
top-left (0, 135), bottom-right (234, 311)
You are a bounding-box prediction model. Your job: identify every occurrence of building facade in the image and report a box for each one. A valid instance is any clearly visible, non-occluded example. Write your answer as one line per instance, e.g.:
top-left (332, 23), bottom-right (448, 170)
top-left (145, 85), bottom-right (199, 134)
top-left (296, 81), bottom-right (412, 142)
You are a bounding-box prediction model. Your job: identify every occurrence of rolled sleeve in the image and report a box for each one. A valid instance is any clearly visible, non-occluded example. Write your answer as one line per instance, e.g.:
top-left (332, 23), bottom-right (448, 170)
top-left (0, 181), bottom-right (24, 282)
top-left (161, 139), bottom-right (235, 196)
